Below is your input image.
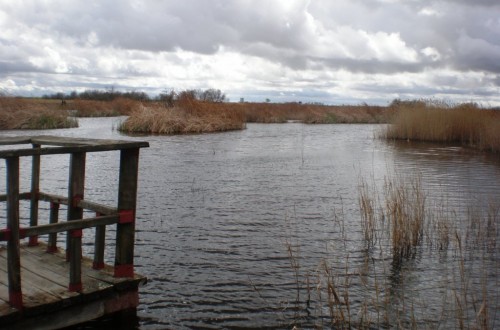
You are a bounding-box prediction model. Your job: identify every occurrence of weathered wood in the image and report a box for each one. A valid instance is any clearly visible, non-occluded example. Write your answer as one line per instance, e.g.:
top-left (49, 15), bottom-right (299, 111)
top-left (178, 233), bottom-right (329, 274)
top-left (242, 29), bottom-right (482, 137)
top-left (19, 215), bottom-right (119, 238)
top-left (93, 215), bottom-right (106, 270)
top-left (0, 192), bottom-right (30, 203)
top-left (37, 192), bottom-right (117, 215)
top-left (67, 152), bottom-right (85, 292)
top-left (38, 192), bottom-right (68, 205)
top-left (0, 136), bottom-right (149, 158)
top-left (47, 203), bottom-right (59, 253)
top-left (29, 144), bottom-right (41, 246)
top-left (6, 157), bottom-right (23, 310)
top-left (0, 244), bottom-right (145, 329)
top-left (115, 148), bottom-right (139, 278)
top-left (77, 199), bottom-right (117, 215)
top-left (0, 137), bottom-right (31, 146)
top-left (0, 136), bottom-right (149, 328)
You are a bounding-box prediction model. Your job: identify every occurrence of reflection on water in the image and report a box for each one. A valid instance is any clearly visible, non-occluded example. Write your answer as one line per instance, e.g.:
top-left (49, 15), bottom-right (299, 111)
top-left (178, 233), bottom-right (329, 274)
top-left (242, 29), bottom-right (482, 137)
top-left (0, 118), bottom-right (498, 329)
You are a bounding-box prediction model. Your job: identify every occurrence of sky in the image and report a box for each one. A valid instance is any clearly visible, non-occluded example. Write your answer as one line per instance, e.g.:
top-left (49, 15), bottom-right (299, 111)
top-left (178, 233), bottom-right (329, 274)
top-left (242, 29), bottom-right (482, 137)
top-left (1, 0), bottom-right (500, 106)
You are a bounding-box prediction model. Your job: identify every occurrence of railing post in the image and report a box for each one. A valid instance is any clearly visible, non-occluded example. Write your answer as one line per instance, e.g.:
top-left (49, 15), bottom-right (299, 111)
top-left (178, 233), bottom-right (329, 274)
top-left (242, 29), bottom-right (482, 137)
top-left (47, 202), bottom-right (60, 253)
top-left (114, 148), bottom-right (139, 278)
top-left (6, 156), bottom-right (23, 310)
top-left (29, 143), bottom-right (41, 246)
top-left (67, 152), bottom-right (85, 292)
top-left (93, 212), bottom-right (105, 270)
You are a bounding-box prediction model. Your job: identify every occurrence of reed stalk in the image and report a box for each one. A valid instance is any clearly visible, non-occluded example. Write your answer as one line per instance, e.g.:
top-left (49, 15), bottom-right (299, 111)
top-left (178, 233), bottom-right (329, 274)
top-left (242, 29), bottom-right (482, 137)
top-left (385, 101), bottom-right (500, 153)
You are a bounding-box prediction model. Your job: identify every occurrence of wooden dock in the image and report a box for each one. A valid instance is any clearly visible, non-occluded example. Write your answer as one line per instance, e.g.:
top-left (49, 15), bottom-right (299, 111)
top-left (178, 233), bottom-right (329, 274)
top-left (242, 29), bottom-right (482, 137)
top-left (0, 136), bottom-right (149, 329)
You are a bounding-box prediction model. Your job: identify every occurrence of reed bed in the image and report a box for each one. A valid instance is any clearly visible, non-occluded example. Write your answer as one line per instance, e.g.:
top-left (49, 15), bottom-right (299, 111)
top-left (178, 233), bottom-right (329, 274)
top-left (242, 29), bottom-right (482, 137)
top-left (0, 97), bottom-right (77, 129)
top-left (118, 99), bottom-right (246, 134)
top-left (71, 97), bottom-right (141, 117)
top-left (385, 101), bottom-right (500, 153)
top-left (278, 174), bottom-right (498, 329)
top-left (234, 102), bottom-right (388, 124)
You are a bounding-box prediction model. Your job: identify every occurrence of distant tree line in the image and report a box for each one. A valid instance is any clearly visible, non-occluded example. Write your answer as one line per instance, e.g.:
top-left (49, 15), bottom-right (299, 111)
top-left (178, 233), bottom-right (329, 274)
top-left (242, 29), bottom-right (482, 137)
top-left (42, 88), bottom-right (226, 104)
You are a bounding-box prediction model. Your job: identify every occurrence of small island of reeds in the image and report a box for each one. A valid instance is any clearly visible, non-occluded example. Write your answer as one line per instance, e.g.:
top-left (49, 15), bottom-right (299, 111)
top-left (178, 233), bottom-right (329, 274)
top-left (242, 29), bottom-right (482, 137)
top-left (384, 100), bottom-right (500, 153)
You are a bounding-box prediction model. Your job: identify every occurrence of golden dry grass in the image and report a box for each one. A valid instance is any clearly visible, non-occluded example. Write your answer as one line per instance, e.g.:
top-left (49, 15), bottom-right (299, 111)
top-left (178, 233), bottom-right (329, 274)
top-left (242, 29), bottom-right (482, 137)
top-left (0, 97), bottom-right (77, 129)
top-left (118, 99), bottom-right (246, 134)
top-left (385, 102), bottom-right (500, 153)
top-left (71, 97), bottom-right (141, 117)
top-left (233, 102), bottom-right (388, 124)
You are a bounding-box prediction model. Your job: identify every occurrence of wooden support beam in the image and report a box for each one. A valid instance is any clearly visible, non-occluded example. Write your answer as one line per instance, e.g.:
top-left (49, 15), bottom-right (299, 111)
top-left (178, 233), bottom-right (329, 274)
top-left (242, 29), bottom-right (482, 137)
top-left (6, 156), bottom-right (23, 310)
top-left (94, 212), bottom-right (106, 270)
top-left (47, 202), bottom-right (59, 253)
top-left (115, 148), bottom-right (139, 278)
top-left (67, 152), bottom-right (85, 292)
top-left (29, 144), bottom-right (41, 246)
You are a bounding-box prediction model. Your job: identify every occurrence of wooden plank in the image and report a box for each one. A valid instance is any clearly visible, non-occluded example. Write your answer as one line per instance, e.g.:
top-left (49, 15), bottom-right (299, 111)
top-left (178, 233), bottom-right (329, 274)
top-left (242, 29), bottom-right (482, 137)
top-left (31, 136), bottom-right (148, 148)
top-left (38, 193), bottom-right (117, 215)
top-left (0, 254), bottom-right (64, 308)
top-left (0, 136), bottom-right (149, 159)
top-left (4, 289), bottom-right (139, 330)
top-left (77, 199), bottom-right (117, 215)
top-left (21, 214), bottom-right (119, 237)
top-left (20, 246), bottom-right (118, 293)
top-left (38, 192), bottom-right (68, 205)
top-left (0, 137), bottom-right (31, 146)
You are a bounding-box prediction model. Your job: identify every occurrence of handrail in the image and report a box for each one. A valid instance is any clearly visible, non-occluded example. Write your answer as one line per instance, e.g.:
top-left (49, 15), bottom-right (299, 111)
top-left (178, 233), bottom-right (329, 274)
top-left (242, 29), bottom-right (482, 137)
top-left (0, 214), bottom-right (120, 241)
top-left (0, 136), bottom-right (148, 310)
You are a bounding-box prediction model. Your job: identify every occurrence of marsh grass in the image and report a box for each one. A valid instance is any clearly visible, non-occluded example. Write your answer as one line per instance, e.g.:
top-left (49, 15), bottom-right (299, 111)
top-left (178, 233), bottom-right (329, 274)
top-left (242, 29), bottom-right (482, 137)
top-left (385, 101), bottom-right (500, 153)
top-left (0, 97), bottom-right (77, 129)
top-left (118, 100), bottom-right (246, 134)
top-left (71, 97), bottom-right (141, 117)
top-left (235, 102), bottom-right (388, 124)
top-left (280, 174), bottom-right (498, 329)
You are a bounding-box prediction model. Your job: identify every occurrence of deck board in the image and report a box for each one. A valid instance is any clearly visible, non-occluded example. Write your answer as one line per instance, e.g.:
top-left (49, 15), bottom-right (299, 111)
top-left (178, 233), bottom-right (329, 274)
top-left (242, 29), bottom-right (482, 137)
top-left (0, 243), bottom-right (145, 321)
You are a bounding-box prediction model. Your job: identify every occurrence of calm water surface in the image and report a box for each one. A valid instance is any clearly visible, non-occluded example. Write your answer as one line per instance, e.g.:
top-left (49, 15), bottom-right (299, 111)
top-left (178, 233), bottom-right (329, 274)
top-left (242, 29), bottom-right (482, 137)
top-left (0, 117), bottom-right (498, 329)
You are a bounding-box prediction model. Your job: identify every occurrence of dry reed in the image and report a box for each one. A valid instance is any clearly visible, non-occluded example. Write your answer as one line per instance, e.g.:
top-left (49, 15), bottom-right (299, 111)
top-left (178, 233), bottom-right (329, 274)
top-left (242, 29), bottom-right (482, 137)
top-left (233, 102), bottom-right (388, 124)
top-left (118, 100), bottom-right (246, 134)
top-left (281, 173), bottom-right (497, 329)
top-left (0, 97), bottom-right (77, 129)
top-left (71, 97), bottom-right (141, 117)
top-left (385, 101), bottom-right (500, 153)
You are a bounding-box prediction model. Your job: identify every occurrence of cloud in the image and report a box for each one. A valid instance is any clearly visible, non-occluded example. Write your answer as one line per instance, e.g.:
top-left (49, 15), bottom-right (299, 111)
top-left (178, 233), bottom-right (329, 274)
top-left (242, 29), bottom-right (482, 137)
top-left (0, 0), bottom-right (499, 105)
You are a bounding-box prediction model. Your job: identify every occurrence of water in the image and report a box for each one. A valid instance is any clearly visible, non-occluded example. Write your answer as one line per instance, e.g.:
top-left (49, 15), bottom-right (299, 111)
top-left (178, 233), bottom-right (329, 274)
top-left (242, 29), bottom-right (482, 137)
top-left (0, 118), bottom-right (499, 329)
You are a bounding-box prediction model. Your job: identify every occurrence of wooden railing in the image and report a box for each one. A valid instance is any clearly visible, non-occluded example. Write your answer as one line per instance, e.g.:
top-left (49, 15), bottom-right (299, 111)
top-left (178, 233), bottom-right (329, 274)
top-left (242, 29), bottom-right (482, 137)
top-left (0, 136), bottom-right (149, 310)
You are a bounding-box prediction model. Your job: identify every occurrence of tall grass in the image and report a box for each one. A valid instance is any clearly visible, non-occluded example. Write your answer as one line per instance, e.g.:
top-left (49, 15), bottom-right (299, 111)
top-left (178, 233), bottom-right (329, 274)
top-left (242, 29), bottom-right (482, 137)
top-left (279, 174), bottom-right (498, 329)
top-left (118, 99), bottom-right (246, 134)
top-left (234, 102), bottom-right (388, 124)
top-left (0, 97), bottom-right (77, 129)
top-left (385, 101), bottom-right (500, 153)
top-left (71, 97), bottom-right (141, 117)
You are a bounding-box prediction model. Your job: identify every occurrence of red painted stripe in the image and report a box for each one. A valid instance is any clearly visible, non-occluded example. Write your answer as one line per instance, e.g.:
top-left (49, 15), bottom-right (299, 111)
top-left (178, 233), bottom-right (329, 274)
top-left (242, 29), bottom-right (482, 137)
top-left (93, 261), bottom-right (105, 270)
top-left (46, 245), bottom-right (58, 253)
top-left (9, 290), bottom-right (23, 310)
top-left (118, 210), bottom-right (135, 224)
top-left (114, 264), bottom-right (134, 278)
top-left (69, 282), bottom-right (82, 292)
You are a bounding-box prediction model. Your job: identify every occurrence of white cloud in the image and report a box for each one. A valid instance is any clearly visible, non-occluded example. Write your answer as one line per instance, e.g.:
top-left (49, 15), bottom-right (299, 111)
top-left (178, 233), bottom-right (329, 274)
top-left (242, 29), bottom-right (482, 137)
top-left (0, 0), bottom-right (499, 105)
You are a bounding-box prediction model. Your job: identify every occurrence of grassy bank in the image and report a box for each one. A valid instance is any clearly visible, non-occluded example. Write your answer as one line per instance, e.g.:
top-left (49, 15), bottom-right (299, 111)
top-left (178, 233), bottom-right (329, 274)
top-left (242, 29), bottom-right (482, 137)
top-left (385, 101), bottom-right (500, 153)
top-left (0, 97), bottom-right (77, 129)
top-left (118, 99), bottom-right (246, 134)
